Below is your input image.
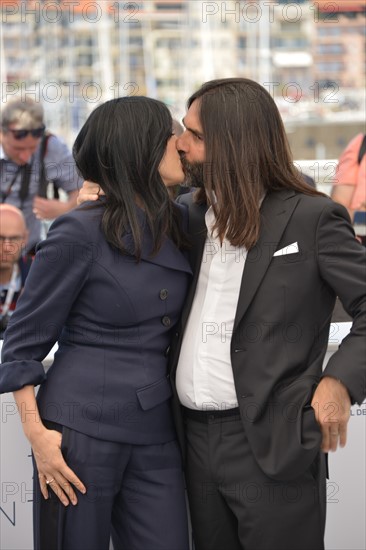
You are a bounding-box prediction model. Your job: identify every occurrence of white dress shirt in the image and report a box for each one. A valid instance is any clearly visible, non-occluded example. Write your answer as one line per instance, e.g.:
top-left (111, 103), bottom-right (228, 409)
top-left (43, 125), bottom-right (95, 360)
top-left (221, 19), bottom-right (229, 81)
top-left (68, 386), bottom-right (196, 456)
top-left (176, 206), bottom-right (247, 411)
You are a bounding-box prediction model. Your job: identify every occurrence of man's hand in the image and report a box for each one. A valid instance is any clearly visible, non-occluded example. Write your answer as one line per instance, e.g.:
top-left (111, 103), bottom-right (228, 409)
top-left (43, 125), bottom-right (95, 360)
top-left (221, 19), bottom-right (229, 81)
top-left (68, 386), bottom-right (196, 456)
top-left (77, 181), bottom-right (104, 205)
top-left (33, 191), bottom-right (78, 220)
top-left (311, 376), bottom-right (351, 453)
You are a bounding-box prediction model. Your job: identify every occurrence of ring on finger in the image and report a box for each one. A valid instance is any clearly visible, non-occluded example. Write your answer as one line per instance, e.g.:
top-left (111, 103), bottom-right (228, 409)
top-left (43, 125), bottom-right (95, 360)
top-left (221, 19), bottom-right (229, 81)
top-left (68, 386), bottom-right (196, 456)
top-left (46, 478), bottom-right (55, 485)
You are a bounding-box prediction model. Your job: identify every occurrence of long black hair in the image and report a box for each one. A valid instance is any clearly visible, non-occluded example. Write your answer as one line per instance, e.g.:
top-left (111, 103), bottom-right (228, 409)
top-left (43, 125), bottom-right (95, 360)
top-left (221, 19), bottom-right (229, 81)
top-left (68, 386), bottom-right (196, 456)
top-left (73, 96), bottom-right (185, 259)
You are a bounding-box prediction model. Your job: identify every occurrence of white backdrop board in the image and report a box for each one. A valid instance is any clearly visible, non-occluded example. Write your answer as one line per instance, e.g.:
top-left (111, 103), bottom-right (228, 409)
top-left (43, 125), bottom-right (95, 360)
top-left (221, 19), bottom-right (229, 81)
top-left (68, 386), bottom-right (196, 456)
top-left (1, 328), bottom-right (365, 550)
top-left (323, 323), bottom-right (366, 550)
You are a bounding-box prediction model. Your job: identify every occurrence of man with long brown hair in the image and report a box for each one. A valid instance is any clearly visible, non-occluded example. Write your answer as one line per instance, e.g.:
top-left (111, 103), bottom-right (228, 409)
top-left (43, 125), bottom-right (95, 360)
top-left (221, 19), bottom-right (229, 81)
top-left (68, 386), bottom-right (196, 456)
top-left (169, 78), bottom-right (365, 550)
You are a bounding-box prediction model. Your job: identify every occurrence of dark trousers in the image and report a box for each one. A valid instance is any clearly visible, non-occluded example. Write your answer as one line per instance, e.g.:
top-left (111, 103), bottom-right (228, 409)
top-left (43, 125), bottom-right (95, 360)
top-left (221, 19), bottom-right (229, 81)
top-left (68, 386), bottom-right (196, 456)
top-left (33, 423), bottom-right (189, 550)
top-left (184, 412), bottom-right (326, 550)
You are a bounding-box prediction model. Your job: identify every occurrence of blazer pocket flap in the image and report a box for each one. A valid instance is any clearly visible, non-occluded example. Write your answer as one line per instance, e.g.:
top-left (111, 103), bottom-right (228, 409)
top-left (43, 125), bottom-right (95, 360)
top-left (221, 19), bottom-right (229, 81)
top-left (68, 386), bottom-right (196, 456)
top-left (136, 376), bottom-right (172, 411)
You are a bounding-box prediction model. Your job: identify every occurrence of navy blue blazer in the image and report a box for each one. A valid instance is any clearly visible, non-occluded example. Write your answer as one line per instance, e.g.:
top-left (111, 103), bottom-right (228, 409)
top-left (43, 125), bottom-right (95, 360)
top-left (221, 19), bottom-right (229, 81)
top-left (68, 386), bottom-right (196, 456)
top-left (0, 203), bottom-right (192, 445)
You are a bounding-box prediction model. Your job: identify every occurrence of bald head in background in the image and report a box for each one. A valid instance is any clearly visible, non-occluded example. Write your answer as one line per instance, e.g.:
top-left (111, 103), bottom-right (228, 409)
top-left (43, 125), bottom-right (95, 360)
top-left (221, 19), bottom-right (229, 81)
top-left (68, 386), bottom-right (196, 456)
top-left (0, 204), bottom-right (29, 283)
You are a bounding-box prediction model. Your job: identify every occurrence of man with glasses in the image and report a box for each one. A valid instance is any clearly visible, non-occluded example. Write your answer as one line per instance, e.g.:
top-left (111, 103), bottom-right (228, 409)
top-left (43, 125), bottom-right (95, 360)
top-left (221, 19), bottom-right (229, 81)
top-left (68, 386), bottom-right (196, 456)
top-left (0, 204), bottom-right (31, 338)
top-left (0, 98), bottom-right (81, 253)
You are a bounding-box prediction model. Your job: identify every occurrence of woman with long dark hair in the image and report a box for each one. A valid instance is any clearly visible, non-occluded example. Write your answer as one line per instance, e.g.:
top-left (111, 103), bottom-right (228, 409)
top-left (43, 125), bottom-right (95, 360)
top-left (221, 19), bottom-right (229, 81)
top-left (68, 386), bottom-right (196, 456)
top-left (0, 97), bottom-right (191, 550)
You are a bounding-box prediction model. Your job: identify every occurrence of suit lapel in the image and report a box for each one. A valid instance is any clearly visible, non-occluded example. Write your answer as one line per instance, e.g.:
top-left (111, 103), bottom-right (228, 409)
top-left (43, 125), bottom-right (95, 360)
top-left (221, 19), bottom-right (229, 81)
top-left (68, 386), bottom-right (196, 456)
top-left (233, 189), bottom-right (300, 331)
top-left (178, 190), bottom-right (301, 332)
top-left (178, 196), bottom-right (208, 329)
top-left (122, 207), bottom-right (192, 274)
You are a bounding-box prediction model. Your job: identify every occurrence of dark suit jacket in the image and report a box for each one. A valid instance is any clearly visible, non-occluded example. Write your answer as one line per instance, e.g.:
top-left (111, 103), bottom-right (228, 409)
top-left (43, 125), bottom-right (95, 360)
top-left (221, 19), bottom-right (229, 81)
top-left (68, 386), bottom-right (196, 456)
top-left (0, 203), bottom-right (192, 445)
top-left (170, 189), bottom-right (366, 480)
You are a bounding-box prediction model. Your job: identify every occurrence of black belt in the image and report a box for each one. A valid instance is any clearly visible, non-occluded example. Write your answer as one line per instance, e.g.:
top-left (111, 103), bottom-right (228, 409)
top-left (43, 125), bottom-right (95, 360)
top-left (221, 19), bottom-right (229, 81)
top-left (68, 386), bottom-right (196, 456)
top-left (183, 406), bottom-right (240, 423)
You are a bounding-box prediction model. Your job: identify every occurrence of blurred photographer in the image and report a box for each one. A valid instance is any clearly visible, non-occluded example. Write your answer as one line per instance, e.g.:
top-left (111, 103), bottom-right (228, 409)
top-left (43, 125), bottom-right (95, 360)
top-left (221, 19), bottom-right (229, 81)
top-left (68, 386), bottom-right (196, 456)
top-left (331, 133), bottom-right (366, 245)
top-left (0, 204), bottom-right (31, 338)
top-left (0, 98), bottom-right (81, 254)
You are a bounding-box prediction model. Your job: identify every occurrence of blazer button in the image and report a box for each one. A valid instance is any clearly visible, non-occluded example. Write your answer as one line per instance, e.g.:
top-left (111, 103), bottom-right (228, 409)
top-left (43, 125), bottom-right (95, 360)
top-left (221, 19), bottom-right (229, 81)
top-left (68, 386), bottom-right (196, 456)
top-left (162, 316), bottom-right (171, 327)
top-left (159, 289), bottom-right (168, 300)
top-left (165, 345), bottom-right (170, 357)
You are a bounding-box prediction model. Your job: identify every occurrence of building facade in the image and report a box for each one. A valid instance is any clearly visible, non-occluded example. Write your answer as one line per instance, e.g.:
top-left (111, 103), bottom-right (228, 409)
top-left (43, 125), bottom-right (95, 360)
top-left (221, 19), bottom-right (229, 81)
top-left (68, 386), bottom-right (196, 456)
top-left (1, 0), bottom-right (365, 158)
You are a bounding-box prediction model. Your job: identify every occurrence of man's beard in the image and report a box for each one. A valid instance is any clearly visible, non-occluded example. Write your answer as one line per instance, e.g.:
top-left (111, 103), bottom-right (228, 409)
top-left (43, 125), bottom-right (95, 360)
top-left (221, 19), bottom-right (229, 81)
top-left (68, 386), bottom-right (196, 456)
top-left (180, 157), bottom-right (205, 189)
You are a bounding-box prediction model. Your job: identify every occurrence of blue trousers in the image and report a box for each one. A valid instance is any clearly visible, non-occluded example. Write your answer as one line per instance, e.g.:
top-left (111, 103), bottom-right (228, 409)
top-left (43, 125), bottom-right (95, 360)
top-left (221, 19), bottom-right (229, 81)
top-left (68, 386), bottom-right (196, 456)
top-left (33, 423), bottom-right (189, 550)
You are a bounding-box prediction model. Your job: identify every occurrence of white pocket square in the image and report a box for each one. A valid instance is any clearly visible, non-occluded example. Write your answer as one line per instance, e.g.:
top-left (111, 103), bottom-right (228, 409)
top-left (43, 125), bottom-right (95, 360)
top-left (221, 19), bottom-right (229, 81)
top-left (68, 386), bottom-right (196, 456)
top-left (273, 242), bottom-right (299, 257)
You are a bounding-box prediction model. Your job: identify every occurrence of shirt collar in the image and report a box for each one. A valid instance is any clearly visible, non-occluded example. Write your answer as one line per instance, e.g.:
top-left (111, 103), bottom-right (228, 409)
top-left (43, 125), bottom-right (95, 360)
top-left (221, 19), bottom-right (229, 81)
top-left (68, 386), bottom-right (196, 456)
top-left (205, 193), bottom-right (267, 242)
top-left (205, 206), bottom-right (216, 236)
top-left (0, 144), bottom-right (7, 161)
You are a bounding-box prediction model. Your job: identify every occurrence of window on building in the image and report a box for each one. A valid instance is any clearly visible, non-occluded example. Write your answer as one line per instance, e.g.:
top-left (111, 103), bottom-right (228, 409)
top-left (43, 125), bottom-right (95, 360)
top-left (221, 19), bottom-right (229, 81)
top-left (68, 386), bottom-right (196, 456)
top-left (155, 3), bottom-right (185, 10)
top-left (319, 11), bottom-right (339, 21)
top-left (156, 78), bottom-right (181, 87)
top-left (317, 62), bottom-right (344, 72)
top-left (272, 37), bottom-right (308, 48)
top-left (342, 11), bottom-right (358, 20)
top-left (317, 44), bottom-right (344, 54)
top-left (154, 21), bottom-right (181, 29)
top-left (317, 79), bottom-right (341, 89)
top-left (125, 2), bottom-right (138, 9)
top-left (237, 37), bottom-right (246, 49)
top-left (129, 36), bottom-right (143, 46)
top-left (77, 53), bottom-right (93, 66)
top-left (347, 25), bottom-right (364, 34)
top-left (280, 21), bottom-right (302, 33)
top-left (318, 26), bottom-right (342, 36)
top-left (130, 54), bottom-right (141, 68)
top-left (74, 35), bottom-right (95, 48)
top-left (156, 37), bottom-right (181, 49)
top-left (4, 37), bottom-right (18, 49)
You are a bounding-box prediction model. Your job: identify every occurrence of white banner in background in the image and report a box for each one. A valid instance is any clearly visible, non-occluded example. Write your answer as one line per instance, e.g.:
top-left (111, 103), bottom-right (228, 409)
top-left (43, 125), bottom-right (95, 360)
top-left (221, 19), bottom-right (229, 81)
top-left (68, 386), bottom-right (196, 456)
top-left (1, 328), bottom-right (365, 550)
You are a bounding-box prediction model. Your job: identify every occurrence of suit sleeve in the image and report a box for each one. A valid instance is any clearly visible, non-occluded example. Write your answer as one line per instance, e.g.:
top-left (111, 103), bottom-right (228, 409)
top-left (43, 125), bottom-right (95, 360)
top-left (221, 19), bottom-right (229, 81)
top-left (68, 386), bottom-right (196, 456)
top-left (173, 201), bottom-right (189, 233)
top-left (316, 202), bottom-right (366, 403)
top-left (0, 214), bottom-right (93, 393)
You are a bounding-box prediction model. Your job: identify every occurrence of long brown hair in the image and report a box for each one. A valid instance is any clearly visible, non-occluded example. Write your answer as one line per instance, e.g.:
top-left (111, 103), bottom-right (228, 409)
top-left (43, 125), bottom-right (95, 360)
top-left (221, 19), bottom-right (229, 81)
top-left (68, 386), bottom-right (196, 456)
top-left (188, 78), bottom-right (324, 249)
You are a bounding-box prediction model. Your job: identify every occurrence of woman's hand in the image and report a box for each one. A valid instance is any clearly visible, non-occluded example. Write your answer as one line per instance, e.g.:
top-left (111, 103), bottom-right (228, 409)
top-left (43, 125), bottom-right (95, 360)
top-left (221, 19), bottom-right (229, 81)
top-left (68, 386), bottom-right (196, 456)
top-left (14, 386), bottom-right (87, 506)
top-left (30, 427), bottom-right (86, 506)
top-left (77, 181), bottom-right (104, 205)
